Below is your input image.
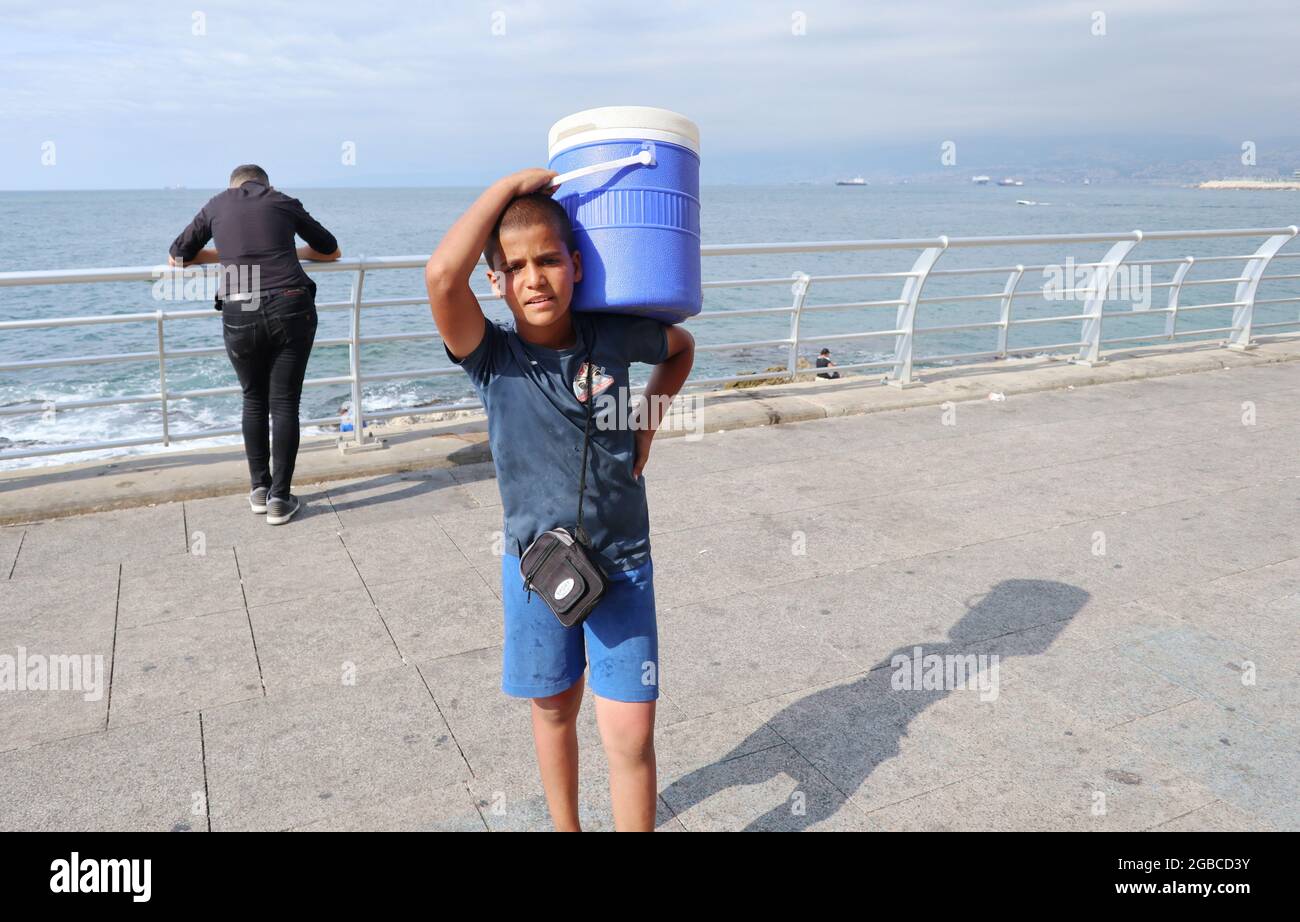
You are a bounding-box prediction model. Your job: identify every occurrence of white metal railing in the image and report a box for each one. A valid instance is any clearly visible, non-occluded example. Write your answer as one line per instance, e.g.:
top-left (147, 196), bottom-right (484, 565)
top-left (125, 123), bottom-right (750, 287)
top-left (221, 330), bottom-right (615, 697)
top-left (1, 226), bottom-right (1298, 463)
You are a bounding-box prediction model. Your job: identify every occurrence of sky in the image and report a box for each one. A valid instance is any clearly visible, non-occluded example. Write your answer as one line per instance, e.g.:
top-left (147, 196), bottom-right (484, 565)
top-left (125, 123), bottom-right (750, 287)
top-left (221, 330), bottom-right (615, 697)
top-left (2, 0), bottom-right (1299, 189)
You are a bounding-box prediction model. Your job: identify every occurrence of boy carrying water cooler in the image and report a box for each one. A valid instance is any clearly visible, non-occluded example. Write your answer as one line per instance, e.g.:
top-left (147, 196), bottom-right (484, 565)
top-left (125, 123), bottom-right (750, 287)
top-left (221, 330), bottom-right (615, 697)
top-left (425, 167), bottom-right (694, 831)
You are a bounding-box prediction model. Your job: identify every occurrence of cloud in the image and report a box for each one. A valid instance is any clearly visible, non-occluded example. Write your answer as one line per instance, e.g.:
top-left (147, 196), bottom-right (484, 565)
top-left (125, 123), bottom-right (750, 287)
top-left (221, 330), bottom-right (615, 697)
top-left (1, 0), bottom-right (1297, 188)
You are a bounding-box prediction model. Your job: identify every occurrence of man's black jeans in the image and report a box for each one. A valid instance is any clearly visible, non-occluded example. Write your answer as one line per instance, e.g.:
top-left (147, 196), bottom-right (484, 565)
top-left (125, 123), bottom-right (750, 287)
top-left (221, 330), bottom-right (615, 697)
top-left (221, 288), bottom-right (318, 500)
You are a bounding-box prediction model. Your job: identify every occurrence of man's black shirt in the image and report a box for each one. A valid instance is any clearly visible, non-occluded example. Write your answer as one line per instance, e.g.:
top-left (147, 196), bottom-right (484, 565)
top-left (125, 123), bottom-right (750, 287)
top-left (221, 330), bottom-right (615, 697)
top-left (169, 181), bottom-right (337, 298)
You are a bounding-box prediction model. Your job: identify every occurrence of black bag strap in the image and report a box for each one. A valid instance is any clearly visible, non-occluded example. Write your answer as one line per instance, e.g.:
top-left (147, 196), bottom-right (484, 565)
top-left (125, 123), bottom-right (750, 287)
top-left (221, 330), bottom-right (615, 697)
top-left (575, 356), bottom-right (594, 547)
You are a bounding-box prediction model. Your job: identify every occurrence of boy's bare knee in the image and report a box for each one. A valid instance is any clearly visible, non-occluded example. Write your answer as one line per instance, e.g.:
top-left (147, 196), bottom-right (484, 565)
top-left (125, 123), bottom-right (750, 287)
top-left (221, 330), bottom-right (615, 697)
top-left (531, 682), bottom-right (583, 724)
top-left (603, 731), bottom-right (655, 766)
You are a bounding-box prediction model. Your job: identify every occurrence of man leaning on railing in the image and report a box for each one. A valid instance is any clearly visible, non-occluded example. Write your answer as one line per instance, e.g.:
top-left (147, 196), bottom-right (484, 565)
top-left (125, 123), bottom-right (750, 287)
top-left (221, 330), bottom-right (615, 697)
top-left (167, 164), bottom-right (341, 525)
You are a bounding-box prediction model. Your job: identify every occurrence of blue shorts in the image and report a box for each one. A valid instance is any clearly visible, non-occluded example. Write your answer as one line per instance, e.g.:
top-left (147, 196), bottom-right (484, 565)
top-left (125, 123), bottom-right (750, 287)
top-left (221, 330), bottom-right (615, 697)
top-left (501, 553), bottom-right (658, 703)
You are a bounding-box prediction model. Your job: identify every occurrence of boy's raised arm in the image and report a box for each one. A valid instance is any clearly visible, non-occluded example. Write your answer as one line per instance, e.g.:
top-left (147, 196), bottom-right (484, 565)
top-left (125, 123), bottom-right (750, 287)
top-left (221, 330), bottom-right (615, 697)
top-left (425, 168), bottom-right (556, 359)
top-left (632, 324), bottom-right (695, 479)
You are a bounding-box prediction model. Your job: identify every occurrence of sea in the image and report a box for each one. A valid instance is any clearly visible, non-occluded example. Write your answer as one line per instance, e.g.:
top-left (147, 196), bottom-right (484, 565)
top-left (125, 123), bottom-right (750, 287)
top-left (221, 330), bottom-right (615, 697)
top-left (2, 183), bottom-right (1298, 470)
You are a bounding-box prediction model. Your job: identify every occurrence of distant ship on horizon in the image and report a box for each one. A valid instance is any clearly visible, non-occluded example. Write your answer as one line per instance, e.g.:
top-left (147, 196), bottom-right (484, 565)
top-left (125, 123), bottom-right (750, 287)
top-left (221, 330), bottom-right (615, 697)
top-left (835, 176), bottom-right (868, 186)
top-left (971, 175), bottom-right (991, 185)
top-left (997, 177), bottom-right (1024, 186)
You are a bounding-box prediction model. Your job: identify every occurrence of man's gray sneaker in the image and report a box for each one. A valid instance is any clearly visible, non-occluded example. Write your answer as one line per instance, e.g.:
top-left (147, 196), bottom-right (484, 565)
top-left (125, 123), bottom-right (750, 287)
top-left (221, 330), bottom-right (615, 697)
top-left (249, 487), bottom-right (269, 514)
top-left (265, 494), bottom-right (302, 525)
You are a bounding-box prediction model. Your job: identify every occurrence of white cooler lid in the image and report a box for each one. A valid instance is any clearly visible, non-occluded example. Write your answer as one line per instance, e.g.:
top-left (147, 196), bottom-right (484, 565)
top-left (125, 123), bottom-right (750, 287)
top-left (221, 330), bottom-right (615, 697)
top-left (548, 106), bottom-right (700, 160)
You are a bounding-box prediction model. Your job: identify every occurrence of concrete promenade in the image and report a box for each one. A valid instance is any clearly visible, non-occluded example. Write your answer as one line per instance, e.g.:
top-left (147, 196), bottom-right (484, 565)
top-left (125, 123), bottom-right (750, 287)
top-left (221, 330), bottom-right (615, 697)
top-left (0, 343), bottom-right (1297, 830)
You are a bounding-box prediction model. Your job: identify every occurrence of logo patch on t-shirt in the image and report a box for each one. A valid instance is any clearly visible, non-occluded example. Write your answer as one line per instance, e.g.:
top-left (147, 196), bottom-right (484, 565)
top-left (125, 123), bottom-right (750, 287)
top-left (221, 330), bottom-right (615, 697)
top-left (573, 361), bottom-right (614, 403)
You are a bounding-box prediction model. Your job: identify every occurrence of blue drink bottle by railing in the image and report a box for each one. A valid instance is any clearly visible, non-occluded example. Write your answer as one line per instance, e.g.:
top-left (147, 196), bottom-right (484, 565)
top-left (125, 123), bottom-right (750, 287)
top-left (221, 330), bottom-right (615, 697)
top-left (547, 106), bottom-right (701, 324)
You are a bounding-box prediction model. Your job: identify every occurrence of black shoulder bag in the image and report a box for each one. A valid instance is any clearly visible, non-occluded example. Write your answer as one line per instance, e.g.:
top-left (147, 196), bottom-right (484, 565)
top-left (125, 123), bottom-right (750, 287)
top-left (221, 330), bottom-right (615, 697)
top-left (518, 357), bottom-right (609, 627)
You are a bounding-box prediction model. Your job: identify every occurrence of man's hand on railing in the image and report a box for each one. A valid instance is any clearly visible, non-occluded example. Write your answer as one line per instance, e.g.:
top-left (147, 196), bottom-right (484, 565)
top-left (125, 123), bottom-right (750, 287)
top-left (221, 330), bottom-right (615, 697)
top-left (168, 249), bottom-right (220, 267)
top-left (298, 245), bottom-right (342, 262)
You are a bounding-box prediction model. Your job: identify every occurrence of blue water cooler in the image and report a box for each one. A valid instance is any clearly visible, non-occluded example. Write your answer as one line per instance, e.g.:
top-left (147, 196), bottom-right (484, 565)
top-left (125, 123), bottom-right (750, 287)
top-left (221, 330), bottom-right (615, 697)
top-left (547, 106), bottom-right (701, 324)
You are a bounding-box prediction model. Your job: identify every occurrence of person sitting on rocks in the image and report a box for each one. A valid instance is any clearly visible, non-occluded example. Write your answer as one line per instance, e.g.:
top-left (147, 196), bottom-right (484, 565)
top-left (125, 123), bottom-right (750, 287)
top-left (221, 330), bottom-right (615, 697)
top-left (815, 347), bottom-right (841, 379)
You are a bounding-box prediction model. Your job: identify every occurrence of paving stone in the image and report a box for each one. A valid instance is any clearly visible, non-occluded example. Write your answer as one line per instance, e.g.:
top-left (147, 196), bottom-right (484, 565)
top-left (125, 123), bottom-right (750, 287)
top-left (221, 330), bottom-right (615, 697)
top-left (448, 461), bottom-right (503, 509)
top-left (109, 607), bottom-right (262, 727)
top-left (202, 663), bottom-right (468, 831)
top-left (0, 527), bottom-right (24, 579)
top-left (233, 532), bottom-right (367, 608)
top-left (659, 742), bottom-right (871, 831)
top-left (9, 504), bottom-right (186, 576)
top-left (1108, 697), bottom-right (1299, 831)
top-left (1150, 799), bottom-right (1276, 832)
top-left (328, 469), bottom-right (480, 528)
top-left (367, 571), bottom-right (502, 663)
top-left (117, 546), bottom-right (244, 628)
top-left (414, 648), bottom-right (604, 783)
top-left (338, 516), bottom-right (472, 588)
top-left (1128, 586), bottom-right (1300, 666)
top-left (1113, 623), bottom-right (1300, 738)
top-left (1206, 555), bottom-right (1300, 604)
top-left (0, 712), bottom-right (205, 831)
top-left (288, 781), bottom-right (487, 831)
top-left (183, 488), bottom-right (342, 552)
top-left (248, 587), bottom-right (404, 696)
top-left (657, 592), bottom-right (858, 719)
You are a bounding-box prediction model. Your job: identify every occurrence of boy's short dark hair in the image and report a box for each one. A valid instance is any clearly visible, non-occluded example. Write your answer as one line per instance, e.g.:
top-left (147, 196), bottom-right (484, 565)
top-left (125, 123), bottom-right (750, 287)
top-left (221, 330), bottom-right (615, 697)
top-left (483, 193), bottom-right (577, 270)
top-left (819, 348), bottom-right (831, 355)
top-left (229, 164), bottom-right (270, 187)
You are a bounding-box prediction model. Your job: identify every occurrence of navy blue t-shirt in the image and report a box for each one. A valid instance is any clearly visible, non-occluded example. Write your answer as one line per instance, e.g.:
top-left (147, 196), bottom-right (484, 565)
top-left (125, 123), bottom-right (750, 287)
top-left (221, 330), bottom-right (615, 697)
top-left (445, 311), bottom-right (670, 574)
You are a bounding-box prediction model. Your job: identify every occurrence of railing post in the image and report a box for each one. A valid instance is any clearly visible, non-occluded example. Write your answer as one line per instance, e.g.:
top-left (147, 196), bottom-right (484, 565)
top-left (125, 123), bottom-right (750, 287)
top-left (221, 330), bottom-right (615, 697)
top-left (1072, 232), bottom-right (1141, 367)
top-left (1165, 257), bottom-right (1194, 340)
top-left (338, 260), bottom-right (387, 454)
top-left (887, 240), bottom-right (947, 388)
top-left (156, 309), bottom-right (170, 447)
top-left (350, 265), bottom-right (366, 443)
top-left (997, 264), bottom-right (1024, 359)
top-left (787, 272), bottom-right (810, 381)
top-left (1226, 226), bottom-right (1298, 351)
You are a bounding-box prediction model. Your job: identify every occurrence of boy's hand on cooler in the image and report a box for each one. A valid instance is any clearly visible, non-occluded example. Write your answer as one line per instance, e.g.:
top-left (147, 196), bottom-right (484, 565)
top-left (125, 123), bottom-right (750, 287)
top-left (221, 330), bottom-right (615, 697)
top-left (632, 427), bottom-right (654, 479)
top-left (503, 168), bottom-right (559, 197)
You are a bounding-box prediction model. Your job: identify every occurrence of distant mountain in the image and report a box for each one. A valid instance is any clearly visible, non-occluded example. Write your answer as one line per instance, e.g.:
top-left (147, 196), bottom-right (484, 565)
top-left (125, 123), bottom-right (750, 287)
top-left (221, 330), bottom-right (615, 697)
top-left (704, 135), bottom-right (1300, 186)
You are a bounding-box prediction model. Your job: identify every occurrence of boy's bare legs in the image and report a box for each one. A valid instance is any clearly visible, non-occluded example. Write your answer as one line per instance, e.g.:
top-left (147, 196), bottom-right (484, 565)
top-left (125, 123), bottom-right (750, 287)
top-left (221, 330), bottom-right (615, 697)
top-left (531, 675), bottom-right (585, 831)
top-left (594, 696), bottom-right (657, 831)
